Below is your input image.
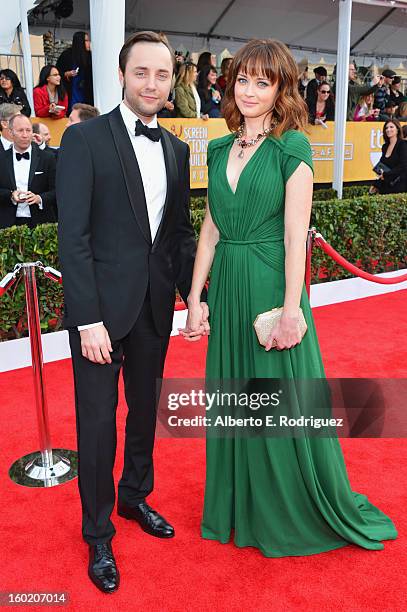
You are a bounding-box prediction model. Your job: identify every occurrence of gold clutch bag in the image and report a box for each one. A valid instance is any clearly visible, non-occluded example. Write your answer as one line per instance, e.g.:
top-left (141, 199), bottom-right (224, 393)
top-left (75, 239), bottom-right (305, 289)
top-left (253, 307), bottom-right (307, 347)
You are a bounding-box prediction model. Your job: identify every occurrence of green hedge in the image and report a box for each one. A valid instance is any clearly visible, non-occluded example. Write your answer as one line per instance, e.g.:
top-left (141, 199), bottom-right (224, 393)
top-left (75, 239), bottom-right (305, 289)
top-left (0, 224), bottom-right (64, 341)
top-left (310, 194), bottom-right (406, 282)
top-left (313, 185), bottom-right (370, 201)
top-left (1, 193), bottom-right (406, 341)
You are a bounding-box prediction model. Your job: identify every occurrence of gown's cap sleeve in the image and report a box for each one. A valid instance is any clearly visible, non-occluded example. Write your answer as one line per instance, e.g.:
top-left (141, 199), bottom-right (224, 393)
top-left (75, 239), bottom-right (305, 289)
top-left (207, 133), bottom-right (235, 165)
top-left (279, 130), bottom-right (314, 183)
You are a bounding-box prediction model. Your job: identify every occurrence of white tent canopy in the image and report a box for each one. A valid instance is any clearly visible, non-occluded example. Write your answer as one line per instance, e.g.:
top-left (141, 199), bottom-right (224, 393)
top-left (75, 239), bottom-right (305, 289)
top-left (0, 0), bottom-right (36, 54)
top-left (27, 0), bottom-right (407, 65)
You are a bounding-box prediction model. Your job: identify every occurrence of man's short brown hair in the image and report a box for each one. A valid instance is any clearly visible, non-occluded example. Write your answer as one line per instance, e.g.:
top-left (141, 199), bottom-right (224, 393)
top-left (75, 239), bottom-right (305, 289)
top-left (71, 103), bottom-right (100, 122)
top-left (119, 31), bottom-right (175, 73)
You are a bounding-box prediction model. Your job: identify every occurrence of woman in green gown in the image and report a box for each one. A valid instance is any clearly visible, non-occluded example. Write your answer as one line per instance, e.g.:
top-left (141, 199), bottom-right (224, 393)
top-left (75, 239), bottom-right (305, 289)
top-left (180, 39), bottom-right (397, 557)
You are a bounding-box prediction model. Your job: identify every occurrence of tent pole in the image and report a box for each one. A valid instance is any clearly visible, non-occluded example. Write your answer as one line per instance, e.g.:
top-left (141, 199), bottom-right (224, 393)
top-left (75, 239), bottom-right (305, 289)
top-left (333, 0), bottom-right (352, 200)
top-left (89, 0), bottom-right (125, 114)
top-left (19, 0), bottom-right (34, 116)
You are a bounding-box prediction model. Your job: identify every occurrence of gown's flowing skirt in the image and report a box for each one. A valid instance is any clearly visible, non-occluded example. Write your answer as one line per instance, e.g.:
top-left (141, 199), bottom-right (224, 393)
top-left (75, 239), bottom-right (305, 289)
top-left (202, 241), bottom-right (397, 557)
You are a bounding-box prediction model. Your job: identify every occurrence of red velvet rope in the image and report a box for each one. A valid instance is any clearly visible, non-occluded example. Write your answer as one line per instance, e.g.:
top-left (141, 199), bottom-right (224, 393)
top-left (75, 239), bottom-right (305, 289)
top-left (314, 234), bottom-right (407, 284)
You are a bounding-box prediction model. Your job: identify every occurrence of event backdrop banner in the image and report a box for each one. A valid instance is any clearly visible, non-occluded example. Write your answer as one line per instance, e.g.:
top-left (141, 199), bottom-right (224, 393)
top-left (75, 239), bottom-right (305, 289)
top-left (158, 119), bottom-right (386, 187)
top-left (39, 118), bottom-right (392, 187)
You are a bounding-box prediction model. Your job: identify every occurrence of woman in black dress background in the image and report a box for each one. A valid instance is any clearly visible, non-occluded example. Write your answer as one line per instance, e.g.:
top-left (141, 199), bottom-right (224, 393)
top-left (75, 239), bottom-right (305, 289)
top-left (307, 81), bottom-right (335, 125)
top-left (197, 66), bottom-right (222, 118)
top-left (56, 31), bottom-right (93, 112)
top-left (0, 69), bottom-right (31, 116)
top-left (371, 120), bottom-right (407, 194)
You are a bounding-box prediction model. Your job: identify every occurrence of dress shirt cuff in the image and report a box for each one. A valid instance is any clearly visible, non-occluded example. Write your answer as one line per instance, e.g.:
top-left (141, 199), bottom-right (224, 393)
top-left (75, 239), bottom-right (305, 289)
top-left (38, 196), bottom-right (43, 210)
top-left (78, 321), bottom-right (104, 331)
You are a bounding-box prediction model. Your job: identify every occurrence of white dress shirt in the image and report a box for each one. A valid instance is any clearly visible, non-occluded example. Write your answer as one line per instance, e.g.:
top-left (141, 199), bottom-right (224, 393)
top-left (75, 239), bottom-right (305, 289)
top-left (78, 102), bottom-right (168, 332)
top-left (119, 101), bottom-right (167, 241)
top-left (13, 145), bottom-right (32, 218)
top-left (1, 135), bottom-right (13, 150)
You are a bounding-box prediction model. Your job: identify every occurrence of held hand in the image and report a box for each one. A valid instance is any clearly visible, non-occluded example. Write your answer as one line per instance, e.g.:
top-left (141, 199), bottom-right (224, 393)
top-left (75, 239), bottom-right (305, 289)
top-left (80, 325), bottom-right (113, 364)
top-left (200, 302), bottom-right (210, 336)
top-left (179, 302), bottom-right (210, 342)
top-left (265, 314), bottom-right (302, 352)
top-left (49, 103), bottom-right (57, 114)
top-left (24, 191), bottom-right (41, 205)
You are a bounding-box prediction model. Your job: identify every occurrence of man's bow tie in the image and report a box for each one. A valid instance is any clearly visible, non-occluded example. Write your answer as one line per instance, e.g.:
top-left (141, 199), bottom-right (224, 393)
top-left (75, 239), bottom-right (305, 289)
top-left (135, 119), bottom-right (161, 142)
top-left (16, 151), bottom-right (30, 161)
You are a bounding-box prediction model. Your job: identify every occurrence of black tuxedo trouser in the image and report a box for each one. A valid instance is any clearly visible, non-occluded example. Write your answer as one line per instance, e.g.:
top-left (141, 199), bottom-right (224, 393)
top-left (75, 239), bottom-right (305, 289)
top-left (69, 293), bottom-right (170, 545)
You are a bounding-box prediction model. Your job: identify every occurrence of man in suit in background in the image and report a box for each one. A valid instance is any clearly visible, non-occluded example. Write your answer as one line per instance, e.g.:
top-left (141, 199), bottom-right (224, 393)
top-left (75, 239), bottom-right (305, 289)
top-left (0, 102), bottom-right (21, 154)
top-left (0, 114), bottom-right (56, 229)
top-left (67, 102), bottom-right (100, 126)
top-left (57, 31), bottom-right (207, 594)
top-left (32, 122), bottom-right (58, 158)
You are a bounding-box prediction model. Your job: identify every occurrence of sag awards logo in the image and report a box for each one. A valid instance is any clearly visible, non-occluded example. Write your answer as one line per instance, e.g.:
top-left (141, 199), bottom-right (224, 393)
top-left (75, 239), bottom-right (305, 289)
top-left (311, 142), bottom-right (354, 161)
top-left (168, 123), bottom-right (208, 182)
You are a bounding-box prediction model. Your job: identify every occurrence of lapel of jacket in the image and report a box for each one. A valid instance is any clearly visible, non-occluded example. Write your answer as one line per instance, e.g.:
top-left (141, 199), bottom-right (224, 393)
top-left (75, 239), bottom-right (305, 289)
top-left (108, 106), bottom-right (151, 246)
top-left (151, 127), bottom-right (178, 252)
top-left (28, 144), bottom-right (40, 188)
top-left (5, 148), bottom-right (17, 189)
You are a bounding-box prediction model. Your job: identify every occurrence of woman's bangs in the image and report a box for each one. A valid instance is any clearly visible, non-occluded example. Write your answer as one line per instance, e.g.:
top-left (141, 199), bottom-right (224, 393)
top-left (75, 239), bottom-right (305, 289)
top-left (237, 50), bottom-right (279, 84)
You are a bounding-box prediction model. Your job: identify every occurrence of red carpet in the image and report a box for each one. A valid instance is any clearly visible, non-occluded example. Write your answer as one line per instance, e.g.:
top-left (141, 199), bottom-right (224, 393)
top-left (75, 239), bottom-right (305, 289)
top-left (0, 291), bottom-right (406, 611)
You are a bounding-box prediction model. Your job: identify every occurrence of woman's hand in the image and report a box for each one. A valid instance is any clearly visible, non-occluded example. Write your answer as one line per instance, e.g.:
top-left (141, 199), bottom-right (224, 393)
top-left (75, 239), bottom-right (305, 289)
top-left (49, 103), bottom-right (57, 114)
top-left (179, 302), bottom-right (210, 342)
top-left (64, 69), bottom-right (77, 80)
top-left (265, 314), bottom-right (302, 351)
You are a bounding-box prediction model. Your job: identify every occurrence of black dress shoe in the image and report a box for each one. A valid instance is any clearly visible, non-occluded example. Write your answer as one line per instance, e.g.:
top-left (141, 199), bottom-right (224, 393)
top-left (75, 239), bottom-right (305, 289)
top-left (117, 501), bottom-right (175, 538)
top-left (88, 541), bottom-right (120, 594)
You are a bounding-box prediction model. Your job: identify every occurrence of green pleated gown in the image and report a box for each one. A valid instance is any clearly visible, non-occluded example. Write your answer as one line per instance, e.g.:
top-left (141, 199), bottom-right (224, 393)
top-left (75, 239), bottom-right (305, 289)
top-left (201, 130), bottom-right (397, 557)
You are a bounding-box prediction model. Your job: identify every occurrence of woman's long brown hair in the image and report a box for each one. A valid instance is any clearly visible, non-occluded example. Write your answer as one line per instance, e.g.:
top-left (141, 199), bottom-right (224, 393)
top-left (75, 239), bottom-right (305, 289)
top-left (222, 39), bottom-right (309, 138)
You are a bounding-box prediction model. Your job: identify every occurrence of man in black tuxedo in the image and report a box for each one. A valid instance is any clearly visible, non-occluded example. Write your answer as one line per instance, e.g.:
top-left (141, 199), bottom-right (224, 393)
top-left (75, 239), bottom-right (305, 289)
top-left (57, 31), bottom-right (207, 594)
top-left (0, 114), bottom-right (56, 229)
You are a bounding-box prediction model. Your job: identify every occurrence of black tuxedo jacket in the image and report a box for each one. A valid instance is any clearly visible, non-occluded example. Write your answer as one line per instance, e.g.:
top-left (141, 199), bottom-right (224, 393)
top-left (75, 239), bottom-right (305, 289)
top-left (0, 144), bottom-right (57, 229)
top-left (57, 105), bottom-right (200, 340)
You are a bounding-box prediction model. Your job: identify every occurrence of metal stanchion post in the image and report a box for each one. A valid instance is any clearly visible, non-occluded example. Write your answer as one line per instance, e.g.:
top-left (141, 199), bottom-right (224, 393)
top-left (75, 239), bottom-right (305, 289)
top-left (8, 262), bottom-right (77, 488)
top-left (305, 227), bottom-right (316, 298)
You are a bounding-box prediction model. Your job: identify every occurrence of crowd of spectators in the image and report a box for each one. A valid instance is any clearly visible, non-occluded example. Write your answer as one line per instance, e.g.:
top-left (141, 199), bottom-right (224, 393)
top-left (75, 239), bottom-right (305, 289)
top-left (2, 29), bottom-right (406, 125)
top-left (1, 34), bottom-right (407, 231)
top-left (162, 50), bottom-right (232, 120)
top-left (300, 63), bottom-right (407, 124)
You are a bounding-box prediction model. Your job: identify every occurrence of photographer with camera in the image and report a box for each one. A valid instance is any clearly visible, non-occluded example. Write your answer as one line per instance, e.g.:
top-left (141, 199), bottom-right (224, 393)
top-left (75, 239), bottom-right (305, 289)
top-left (347, 62), bottom-right (381, 120)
